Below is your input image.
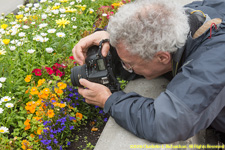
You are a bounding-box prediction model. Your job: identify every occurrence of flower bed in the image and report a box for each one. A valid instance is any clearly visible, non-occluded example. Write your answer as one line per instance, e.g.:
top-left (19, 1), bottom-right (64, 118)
top-left (0, 0), bottom-right (129, 149)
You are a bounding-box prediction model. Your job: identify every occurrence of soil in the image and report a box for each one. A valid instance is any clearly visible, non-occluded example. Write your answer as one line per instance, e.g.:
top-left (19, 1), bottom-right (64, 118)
top-left (67, 119), bottom-right (108, 150)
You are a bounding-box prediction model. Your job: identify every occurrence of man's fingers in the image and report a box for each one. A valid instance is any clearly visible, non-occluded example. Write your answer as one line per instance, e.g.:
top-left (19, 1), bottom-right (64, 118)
top-left (101, 43), bottom-right (110, 57)
top-left (79, 78), bottom-right (95, 89)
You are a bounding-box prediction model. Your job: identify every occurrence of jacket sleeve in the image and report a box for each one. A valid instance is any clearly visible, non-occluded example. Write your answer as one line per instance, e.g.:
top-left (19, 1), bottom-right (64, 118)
top-left (103, 42), bottom-right (225, 143)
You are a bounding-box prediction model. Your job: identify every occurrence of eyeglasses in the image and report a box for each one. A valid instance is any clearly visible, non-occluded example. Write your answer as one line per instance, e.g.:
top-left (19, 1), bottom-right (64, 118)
top-left (120, 60), bottom-right (134, 73)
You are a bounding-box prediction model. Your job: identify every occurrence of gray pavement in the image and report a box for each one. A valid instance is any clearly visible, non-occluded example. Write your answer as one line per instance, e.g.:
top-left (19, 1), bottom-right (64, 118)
top-left (0, 0), bottom-right (24, 16)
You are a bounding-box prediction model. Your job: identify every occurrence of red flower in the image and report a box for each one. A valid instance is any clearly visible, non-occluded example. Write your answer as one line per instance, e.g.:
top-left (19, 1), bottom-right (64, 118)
top-left (32, 69), bottom-right (42, 76)
top-left (45, 67), bottom-right (54, 75)
top-left (55, 69), bottom-right (63, 77)
top-left (54, 63), bottom-right (62, 68)
top-left (69, 56), bottom-right (74, 60)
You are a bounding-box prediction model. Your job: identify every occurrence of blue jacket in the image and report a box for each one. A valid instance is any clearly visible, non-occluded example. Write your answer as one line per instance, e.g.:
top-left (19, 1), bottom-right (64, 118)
top-left (103, 0), bottom-right (225, 143)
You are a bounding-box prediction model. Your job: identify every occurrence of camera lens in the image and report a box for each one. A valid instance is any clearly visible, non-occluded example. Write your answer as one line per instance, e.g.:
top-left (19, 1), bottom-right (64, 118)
top-left (70, 65), bottom-right (87, 87)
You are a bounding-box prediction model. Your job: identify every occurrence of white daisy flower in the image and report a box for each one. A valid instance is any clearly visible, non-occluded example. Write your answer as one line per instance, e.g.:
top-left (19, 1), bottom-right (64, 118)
top-left (18, 32), bottom-right (26, 37)
top-left (52, 9), bottom-right (59, 14)
top-left (0, 77), bottom-right (6, 82)
top-left (40, 0), bottom-right (47, 3)
top-left (41, 14), bottom-right (47, 19)
top-left (5, 103), bottom-right (14, 108)
top-left (10, 21), bottom-right (17, 25)
top-left (39, 23), bottom-right (48, 29)
top-left (40, 37), bottom-right (49, 42)
top-left (27, 49), bottom-right (35, 54)
top-left (56, 32), bottom-right (65, 38)
top-left (0, 126), bottom-right (9, 133)
top-left (47, 29), bottom-right (56, 33)
top-left (0, 83), bottom-right (2, 88)
top-left (17, 11), bottom-right (24, 15)
top-left (17, 5), bottom-right (24, 9)
top-left (10, 40), bottom-right (18, 44)
top-left (76, 0), bottom-right (82, 3)
top-left (16, 42), bottom-right (23, 46)
top-left (55, 3), bottom-right (60, 6)
top-left (34, 3), bottom-right (40, 8)
top-left (24, 7), bottom-right (30, 12)
top-left (41, 33), bottom-right (47, 37)
top-left (102, 13), bottom-right (107, 17)
top-left (70, 2), bottom-right (75, 5)
top-left (46, 47), bottom-right (54, 53)
top-left (60, 8), bottom-right (66, 13)
top-left (0, 108), bottom-right (3, 113)
top-left (9, 46), bottom-right (16, 51)
top-left (1, 96), bottom-right (11, 102)
top-left (26, 3), bottom-right (33, 8)
top-left (31, 22), bottom-right (36, 25)
top-left (72, 25), bottom-right (77, 29)
top-left (60, 14), bottom-right (66, 18)
top-left (71, 17), bottom-right (76, 21)
top-left (22, 25), bottom-right (29, 29)
top-left (12, 24), bottom-right (21, 29)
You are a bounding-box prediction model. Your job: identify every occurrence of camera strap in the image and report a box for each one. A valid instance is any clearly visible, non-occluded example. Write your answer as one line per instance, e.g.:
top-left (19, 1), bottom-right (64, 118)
top-left (97, 39), bottom-right (110, 56)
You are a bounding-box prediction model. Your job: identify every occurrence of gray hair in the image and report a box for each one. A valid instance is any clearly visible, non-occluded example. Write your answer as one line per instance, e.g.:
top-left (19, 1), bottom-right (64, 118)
top-left (107, 0), bottom-right (190, 59)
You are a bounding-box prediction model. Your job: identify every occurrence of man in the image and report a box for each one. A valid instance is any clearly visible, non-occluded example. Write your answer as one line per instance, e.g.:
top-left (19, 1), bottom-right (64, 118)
top-left (72, 0), bottom-right (225, 144)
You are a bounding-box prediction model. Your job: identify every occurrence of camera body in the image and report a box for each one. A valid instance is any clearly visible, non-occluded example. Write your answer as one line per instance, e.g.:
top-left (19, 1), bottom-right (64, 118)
top-left (70, 41), bottom-right (120, 92)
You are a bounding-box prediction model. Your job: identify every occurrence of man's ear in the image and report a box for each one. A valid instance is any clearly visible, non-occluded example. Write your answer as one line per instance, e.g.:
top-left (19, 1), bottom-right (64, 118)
top-left (155, 51), bottom-right (171, 64)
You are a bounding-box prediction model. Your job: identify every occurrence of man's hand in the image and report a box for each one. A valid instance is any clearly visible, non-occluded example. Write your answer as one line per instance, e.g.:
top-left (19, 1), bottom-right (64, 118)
top-left (72, 31), bottom-right (110, 65)
top-left (78, 79), bottom-right (112, 108)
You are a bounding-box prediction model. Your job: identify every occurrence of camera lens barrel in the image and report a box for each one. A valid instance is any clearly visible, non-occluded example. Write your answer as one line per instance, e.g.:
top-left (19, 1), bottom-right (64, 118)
top-left (70, 65), bottom-right (87, 87)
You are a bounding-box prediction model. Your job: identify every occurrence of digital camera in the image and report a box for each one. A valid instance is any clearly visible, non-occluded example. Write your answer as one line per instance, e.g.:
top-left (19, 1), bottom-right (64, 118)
top-left (70, 39), bottom-right (120, 92)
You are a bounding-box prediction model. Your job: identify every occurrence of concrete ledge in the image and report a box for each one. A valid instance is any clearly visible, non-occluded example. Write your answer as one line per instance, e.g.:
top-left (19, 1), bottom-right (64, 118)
top-left (0, 0), bottom-right (24, 16)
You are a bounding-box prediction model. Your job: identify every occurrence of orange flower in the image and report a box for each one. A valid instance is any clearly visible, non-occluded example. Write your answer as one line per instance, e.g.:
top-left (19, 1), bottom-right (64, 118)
top-left (21, 140), bottom-right (29, 150)
top-left (76, 112), bottom-right (83, 121)
top-left (24, 119), bottom-right (30, 126)
top-left (38, 91), bottom-right (49, 99)
top-left (25, 125), bottom-right (31, 130)
top-left (25, 75), bottom-right (32, 82)
top-left (30, 134), bottom-right (35, 138)
top-left (57, 82), bottom-right (67, 89)
top-left (25, 101), bottom-right (36, 114)
top-left (54, 88), bottom-right (63, 95)
top-left (25, 88), bottom-right (30, 94)
top-left (37, 127), bottom-right (43, 135)
top-left (59, 103), bottom-right (66, 108)
top-left (33, 116), bottom-right (42, 122)
top-left (37, 79), bottom-right (45, 87)
top-left (47, 109), bottom-right (55, 118)
top-left (91, 127), bottom-right (98, 132)
top-left (30, 87), bottom-right (39, 95)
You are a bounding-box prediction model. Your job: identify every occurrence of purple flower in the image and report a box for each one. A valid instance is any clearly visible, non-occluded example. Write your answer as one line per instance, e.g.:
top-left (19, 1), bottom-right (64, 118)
top-left (67, 141), bottom-right (71, 146)
top-left (69, 126), bottom-right (74, 130)
top-left (68, 93), bottom-right (73, 97)
top-left (47, 146), bottom-right (52, 150)
top-left (41, 139), bottom-right (51, 145)
top-left (95, 106), bottom-right (99, 109)
top-left (54, 139), bottom-right (58, 144)
top-left (104, 118), bottom-right (108, 122)
top-left (50, 134), bottom-right (54, 138)
top-left (99, 110), bottom-right (103, 114)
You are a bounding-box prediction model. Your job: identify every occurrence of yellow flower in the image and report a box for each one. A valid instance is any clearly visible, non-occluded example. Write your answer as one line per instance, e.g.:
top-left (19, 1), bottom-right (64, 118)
top-left (16, 14), bottom-right (23, 20)
top-left (30, 87), bottom-right (39, 95)
top-left (59, 103), bottom-right (66, 108)
top-left (47, 109), bottom-right (55, 118)
top-left (51, 5), bottom-right (60, 10)
top-left (59, 0), bottom-right (68, 2)
top-left (37, 79), bottom-right (45, 87)
top-left (25, 75), bottom-right (32, 82)
top-left (1, 24), bottom-right (8, 29)
top-left (2, 39), bottom-right (10, 45)
top-left (37, 127), bottom-right (43, 135)
top-left (57, 82), bottom-right (67, 89)
top-left (56, 18), bottom-right (70, 28)
top-left (0, 49), bottom-right (6, 55)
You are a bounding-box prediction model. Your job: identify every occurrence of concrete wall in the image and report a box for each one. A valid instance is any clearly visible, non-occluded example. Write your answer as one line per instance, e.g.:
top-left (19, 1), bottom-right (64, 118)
top-left (0, 0), bottom-right (24, 16)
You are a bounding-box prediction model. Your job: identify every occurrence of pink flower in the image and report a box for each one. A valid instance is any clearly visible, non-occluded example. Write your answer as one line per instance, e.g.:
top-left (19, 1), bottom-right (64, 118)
top-left (69, 56), bottom-right (74, 60)
top-left (55, 69), bottom-right (63, 77)
top-left (45, 67), bottom-right (54, 75)
top-left (32, 69), bottom-right (42, 76)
